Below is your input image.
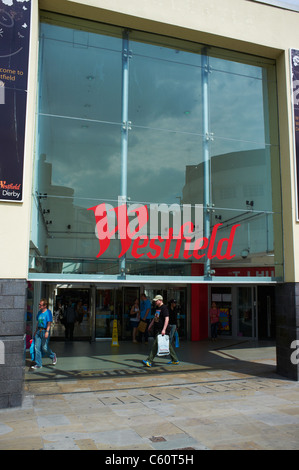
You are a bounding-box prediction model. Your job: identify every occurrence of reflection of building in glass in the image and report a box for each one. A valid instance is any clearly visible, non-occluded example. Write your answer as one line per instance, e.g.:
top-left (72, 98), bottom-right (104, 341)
top-left (183, 149), bottom-right (276, 266)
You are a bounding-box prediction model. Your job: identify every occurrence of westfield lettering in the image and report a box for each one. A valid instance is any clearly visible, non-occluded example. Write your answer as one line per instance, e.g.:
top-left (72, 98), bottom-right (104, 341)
top-left (0, 180), bottom-right (22, 199)
top-left (88, 199), bottom-right (240, 260)
top-left (0, 181), bottom-right (21, 190)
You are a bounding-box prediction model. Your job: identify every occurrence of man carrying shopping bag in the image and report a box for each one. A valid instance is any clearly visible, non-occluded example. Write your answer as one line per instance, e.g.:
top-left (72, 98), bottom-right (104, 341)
top-left (142, 295), bottom-right (179, 368)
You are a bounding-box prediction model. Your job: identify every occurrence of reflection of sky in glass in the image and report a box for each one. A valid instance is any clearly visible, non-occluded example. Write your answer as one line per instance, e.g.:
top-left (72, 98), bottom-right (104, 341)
top-left (252, 0), bottom-right (299, 12)
top-left (38, 21), bottom-right (276, 210)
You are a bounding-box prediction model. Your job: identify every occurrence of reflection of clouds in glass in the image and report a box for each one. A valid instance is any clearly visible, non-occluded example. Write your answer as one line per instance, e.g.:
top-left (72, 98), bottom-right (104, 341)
top-left (211, 72), bottom-right (265, 147)
top-left (52, 150), bottom-right (120, 202)
top-left (130, 55), bottom-right (202, 132)
top-left (127, 59), bottom-right (266, 204)
top-left (253, 0), bottom-right (299, 12)
top-left (39, 23), bottom-right (269, 208)
top-left (127, 124), bottom-right (201, 204)
top-left (40, 119), bottom-right (121, 205)
top-left (1, 0), bottom-right (30, 5)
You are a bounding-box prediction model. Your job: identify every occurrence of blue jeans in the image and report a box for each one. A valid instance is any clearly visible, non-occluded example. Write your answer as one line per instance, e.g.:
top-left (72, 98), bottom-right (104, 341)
top-left (35, 330), bottom-right (55, 367)
top-left (169, 324), bottom-right (177, 343)
top-left (211, 322), bottom-right (218, 339)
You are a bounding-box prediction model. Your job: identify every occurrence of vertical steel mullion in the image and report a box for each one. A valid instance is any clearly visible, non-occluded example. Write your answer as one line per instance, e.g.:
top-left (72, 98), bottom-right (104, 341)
top-left (121, 30), bottom-right (130, 199)
top-left (119, 30), bottom-right (130, 277)
top-left (202, 49), bottom-right (211, 278)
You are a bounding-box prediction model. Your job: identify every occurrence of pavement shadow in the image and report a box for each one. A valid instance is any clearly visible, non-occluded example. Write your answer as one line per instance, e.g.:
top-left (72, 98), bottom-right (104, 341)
top-left (25, 338), bottom-right (283, 383)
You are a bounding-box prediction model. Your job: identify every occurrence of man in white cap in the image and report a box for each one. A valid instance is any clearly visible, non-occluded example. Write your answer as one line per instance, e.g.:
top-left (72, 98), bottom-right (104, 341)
top-left (142, 294), bottom-right (179, 367)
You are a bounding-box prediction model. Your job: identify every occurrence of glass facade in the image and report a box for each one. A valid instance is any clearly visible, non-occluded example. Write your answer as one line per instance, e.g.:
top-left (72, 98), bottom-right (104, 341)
top-left (29, 13), bottom-right (282, 282)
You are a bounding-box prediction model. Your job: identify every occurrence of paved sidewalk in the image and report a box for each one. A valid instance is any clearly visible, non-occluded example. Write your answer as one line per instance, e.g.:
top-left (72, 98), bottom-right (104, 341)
top-left (1, 339), bottom-right (299, 450)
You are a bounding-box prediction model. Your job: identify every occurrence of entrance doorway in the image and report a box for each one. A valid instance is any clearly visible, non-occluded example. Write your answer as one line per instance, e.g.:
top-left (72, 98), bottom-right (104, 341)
top-left (211, 286), bottom-right (233, 336)
top-left (210, 285), bottom-right (265, 339)
top-left (52, 287), bottom-right (92, 341)
top-left (95, 286), bottom-right (140, 340)
top-left (42, 283), bottom-right (188, 342)
top-left (237, 286), bottom-right (257, 338)
top-left (257, 285), bottom-right (276, 339)
top-left (95, 286), bottom-right (187, 340)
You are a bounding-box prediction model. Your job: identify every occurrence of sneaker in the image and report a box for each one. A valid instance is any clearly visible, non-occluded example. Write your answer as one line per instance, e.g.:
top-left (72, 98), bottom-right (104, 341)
top-left (142, 360), bottom-right (152, 367)
top-left (167, 361), bottom-right (180, 365)
top-left (52, 354), bottom-right (57, 365)
top-left (30, 365), bottom-right (42, 370)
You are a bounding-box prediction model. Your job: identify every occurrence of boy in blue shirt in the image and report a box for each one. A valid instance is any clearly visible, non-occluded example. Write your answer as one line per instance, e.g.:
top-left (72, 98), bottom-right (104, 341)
top-left (31, 298), bottom-right (57, 369)
top-left (138, 293), bottom-right (151, 343)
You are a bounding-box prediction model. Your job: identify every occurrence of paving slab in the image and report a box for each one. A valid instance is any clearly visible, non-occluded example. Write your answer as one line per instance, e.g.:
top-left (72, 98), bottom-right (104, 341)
top-left (0, 339), bottom-right (299, 450)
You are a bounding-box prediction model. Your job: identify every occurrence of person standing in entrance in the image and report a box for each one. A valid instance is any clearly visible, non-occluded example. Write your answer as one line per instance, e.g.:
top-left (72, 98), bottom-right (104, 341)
top-left (142, 295), bottom-right (179, 367)
top-left (138, 293), bottom-right (151, 344)
top-left (65, 301), bottom-right (77, 341)
top-left (130, 298), bottom-right (140, 343)
top-left (209, 301), bottom-right (220, 341)
top-left (31, 298), bottom-right (57, 370)
top-left (168, 299), bottom-right (178, 344)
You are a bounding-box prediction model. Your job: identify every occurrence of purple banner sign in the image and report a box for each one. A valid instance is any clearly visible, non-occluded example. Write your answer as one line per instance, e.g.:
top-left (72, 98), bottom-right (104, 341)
top-left (0, 0), bottom-right (31, 202)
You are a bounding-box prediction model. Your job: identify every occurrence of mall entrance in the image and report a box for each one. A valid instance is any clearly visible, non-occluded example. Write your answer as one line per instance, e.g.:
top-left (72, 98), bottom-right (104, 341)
top-left (47, 284), bottom-right (188, 342)
top-left (209, 285), bottom-right (276, 340)
top-left (51, 287), bottom-right (92, 341)
top-left (27, 281), bottom-right (275, 345)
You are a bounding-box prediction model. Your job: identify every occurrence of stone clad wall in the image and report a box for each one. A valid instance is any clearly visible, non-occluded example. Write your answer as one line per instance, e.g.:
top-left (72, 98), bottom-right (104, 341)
top-left (0, 280), bottom-right (26, 408)
top-left (276, 283), bottom-right (299, 381)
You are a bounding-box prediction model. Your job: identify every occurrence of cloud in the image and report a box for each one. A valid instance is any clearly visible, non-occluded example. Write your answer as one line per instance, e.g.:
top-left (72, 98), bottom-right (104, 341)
top-left (1, 0), bottom-right (30, 5)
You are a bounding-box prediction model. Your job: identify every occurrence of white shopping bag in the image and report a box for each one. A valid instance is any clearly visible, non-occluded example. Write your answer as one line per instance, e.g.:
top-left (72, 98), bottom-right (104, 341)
top-left (157, 334), bottom-right (170, 356)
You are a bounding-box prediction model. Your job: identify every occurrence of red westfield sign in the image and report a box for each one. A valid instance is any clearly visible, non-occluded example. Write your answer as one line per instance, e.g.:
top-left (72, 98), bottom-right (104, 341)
top-left (88, 200), bottom-right (240, 261)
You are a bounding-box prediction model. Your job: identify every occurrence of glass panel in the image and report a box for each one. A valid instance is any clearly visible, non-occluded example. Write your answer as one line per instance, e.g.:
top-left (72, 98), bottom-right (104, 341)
top-left (129, 45), bottom-right (203, 134)
top-left (51, 288), bottom-right (91, 340)
top-left (31, 116), bottom-right (122, 267)
top-left (208, 55), bottom-right (282, 279)
top-left (39, 22), bottom-right (122, 123)
top-left (238, 287), bottom-right (253, 338)
top-left (30, 16), bottom-right (283, 281)
top-left (31, 21), bottom-right (124, 273)
top-left (211, 287), bottom-right (232, 336)
top-left (36, 116), bottom-right (121, 204)
top-left (128, 127), bottom-right (203, 205)
top-left (95, 288), bottom-right (116, 338)
top-left (210, 70), bottom-right (266, 147)
top-left (123, 287), bottom-right (140, 340)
